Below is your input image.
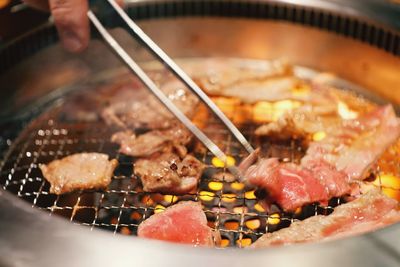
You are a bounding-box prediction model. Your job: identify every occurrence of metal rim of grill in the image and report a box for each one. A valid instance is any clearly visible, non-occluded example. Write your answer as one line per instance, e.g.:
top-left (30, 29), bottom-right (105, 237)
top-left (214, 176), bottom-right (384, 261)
top-left (0, 0), bottom-right (400, 265)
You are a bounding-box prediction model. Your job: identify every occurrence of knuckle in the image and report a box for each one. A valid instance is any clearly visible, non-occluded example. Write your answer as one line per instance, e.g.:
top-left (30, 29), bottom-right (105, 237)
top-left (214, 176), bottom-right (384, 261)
top-left (50, 0), bottom-right (74, 27)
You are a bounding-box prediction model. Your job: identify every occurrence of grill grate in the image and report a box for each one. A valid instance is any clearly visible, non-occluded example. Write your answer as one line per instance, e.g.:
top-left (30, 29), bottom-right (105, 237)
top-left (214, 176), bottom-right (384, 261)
top-left (0, 66), bottom-right (399, 248)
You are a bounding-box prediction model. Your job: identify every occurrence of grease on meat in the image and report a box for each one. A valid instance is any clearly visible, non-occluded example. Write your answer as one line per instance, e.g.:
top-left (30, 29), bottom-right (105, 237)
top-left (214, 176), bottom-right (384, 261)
top-left (138, 201), bottom-right (220, 246)
top-left (134, 152), bottom-right (204, 194)
top-left (112, 124), bottom-right (192, 158)
top-left (102, 80), bottom-right (199, 130)
top-left (251, 190), bottom-right (400, 247)
top-left (39, 153), bottom-right (118, 195)
top-left (244, 105), bottom-right (400, 211)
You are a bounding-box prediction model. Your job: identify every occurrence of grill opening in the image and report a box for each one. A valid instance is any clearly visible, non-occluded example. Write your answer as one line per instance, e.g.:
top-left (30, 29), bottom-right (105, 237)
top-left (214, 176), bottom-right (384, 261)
top-left (0, 57), bottom-right (399, 248)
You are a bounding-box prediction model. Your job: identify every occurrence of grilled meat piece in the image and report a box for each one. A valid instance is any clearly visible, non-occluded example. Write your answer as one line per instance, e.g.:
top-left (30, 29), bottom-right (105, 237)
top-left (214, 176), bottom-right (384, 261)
top-left (194, 59), bottom-right (306, 103)
top-left (138, 201), bottom-right (220, 246)
top-left (203, 77), bottom-right (301, 103)
top-left (245, 105), bottom-right (400, 211)
top-left (254, 89), bottom-right (342, 140)
top-left (102, 80), bottom-right (199, 130)
top-left (112, 124), bottom-right (192, 157)
top-left (244, 158), bottom-right (346, 211)
top-left (39, 153), bottom-right (118, 195)
top-left (302, 105), bottom-right (400, 180)
top-left (255, 112), bottom-right (310, 140)
top-left (251, 190), bottom-right (400, 247)
top-left (134, 153), bottom-right (204, 194)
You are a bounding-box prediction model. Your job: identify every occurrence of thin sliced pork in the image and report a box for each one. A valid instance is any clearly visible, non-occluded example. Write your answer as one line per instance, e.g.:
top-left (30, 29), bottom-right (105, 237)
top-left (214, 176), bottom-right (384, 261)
top-left (246, 105), bottom-right (400, 211)
top-left (244, 158), bottom-right (348, 211)
top-left (138, 201), bottom-right (220, 246)
top-left (193, 59), bottom-right (296, 102)
top-left (134, 153), bottom-right (204, 194)
top-left (39, 153), bottom-right (118, 195)
top-left (102, 80), bottom-right (199, 130)
top-left (251, 190), bottom-right (400, 248)
top-left (112, 124), bottom-right (192, 157)
top-left (302, 105), bottom-right (400, 180)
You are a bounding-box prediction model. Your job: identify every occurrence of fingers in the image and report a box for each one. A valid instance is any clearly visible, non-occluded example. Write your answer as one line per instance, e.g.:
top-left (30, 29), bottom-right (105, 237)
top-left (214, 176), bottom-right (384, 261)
top-left (49, 0), bottom-right (89, 53)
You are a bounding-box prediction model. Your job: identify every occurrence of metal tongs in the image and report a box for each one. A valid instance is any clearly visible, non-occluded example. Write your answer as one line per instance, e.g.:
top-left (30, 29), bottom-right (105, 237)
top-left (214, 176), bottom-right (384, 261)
top-left (88, 0), bottom-right (255, 177)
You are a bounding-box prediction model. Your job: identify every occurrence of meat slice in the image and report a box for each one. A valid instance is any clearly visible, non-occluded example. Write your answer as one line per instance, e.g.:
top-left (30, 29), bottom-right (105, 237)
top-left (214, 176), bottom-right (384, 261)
top-left (112, 124), bottom-right (192, 157)
top-left (244, 158), bottom-right (332, 211)
top-left (39, 153), bottom-right (118, 195)
top-left (134, 153), bottom-right (204, 194)
top-left (305, 159), bottom-right (351, 198)
top-left (302, 105), bottom-right (400, 180)
top-left (138, 201), bottom-right (220, 246)
top-left (254, 89), bottom-right (343, 140)
top-left (194, 59), bottom-right (307, 103)
top-left (255, 112), bottom-right (310, 141)
top-left (251, 190), bottom-right (400, 248)
top-left (102, 80), bottom-right (199, 130)
top-left (245, 105), bottom-right (400, 211)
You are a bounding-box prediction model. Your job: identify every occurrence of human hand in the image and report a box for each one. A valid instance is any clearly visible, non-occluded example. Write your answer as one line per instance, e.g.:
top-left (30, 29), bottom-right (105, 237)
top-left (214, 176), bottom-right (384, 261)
top-left (24, 0), bottom-right (90, 53)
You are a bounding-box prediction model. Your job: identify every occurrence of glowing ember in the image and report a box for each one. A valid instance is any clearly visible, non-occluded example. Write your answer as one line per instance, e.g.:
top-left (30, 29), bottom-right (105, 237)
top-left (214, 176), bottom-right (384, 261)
top-left (154, 204), bottom-right (165, 213)
top-left (245, 219), bottom-right (261, 230)
top-left (267, 213), bottom-right (281, 225)
top-left (212, 97), bottom-right (241, 118)
top-left (312, 131), bottom-right (326, 141)
top-left (381, 188), bottom-right (400, 202)
top-left (253, 102), bottom-right (273, 123)
top-left (224, 221), bottom-right (239, 230)
top-left (231, 182), bottom-right (245, 191)
top-left (291, 84), bottom-right (311, 98)
top-left (212, 96), bottom-right (250, 124)
top-left (220, 239), bottom-right (230, 248)
top-left (254, 203), bottom-right (266, 212)
top-left (245, 190), bottom-right (257, 200)
top-left (373, 173), bottom-right (400, 190)
top-left (141, 195), bottom-right (154, 205)
top-left (222, 193), bottom-right (237, 203)
top-left (211, 156), bottom-right (236, 168)
top-left (253, 100), bottom-right (302, 123)
top-left (233, 206), bottom-right (248, 214)
top-left (130, 211), bottom-right (142, 220)
top-left (295, 207), bottom-right (302, 214)
top-left (338, 101), bottom-right (358, 119)
top-left (120, 227), bottom-right (131, 235)
top-left (163, 195), bottom-right (178, 203)
top-left (208, 181), bottom-right (223, 191)
top-left (236, 238), bottom-right (252, 247)
top-left (199, 191), bottom-right (215, 202)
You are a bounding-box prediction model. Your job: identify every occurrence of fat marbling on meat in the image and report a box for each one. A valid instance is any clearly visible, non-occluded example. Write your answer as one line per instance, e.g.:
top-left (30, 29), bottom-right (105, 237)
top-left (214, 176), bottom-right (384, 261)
top-left (244, 157), bottom-right (349, 211)
top-left (244, 105), bottom-right (400, 212)
top-left (138, 201), bottom-right (220, 247)
top-left (112, 124), bottom-right (192, 158)
top-left (302, 105), bottom-right (400, 180)
top-left (194, 59), bottom-right (306, 103)
top-left (251, 189), bottom-right (400, 248)
top-left (102, 80), bottom-right (199, 130)
top-left (134, 152), bottom-right (204, 194)
top-left (39, 153), bottom-right (118, 195)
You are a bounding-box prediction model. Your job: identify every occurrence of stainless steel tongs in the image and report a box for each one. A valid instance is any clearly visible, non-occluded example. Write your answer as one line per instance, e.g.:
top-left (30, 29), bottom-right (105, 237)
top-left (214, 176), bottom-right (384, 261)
top-left (88, 0), bottom-right (255, 176)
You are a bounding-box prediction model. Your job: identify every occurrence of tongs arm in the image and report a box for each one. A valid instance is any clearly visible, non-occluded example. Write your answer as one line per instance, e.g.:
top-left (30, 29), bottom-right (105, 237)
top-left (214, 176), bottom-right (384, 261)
top-left (88, 2), bottom-right (252, 177)
top-left (100, 0), bottom-right (255, 155)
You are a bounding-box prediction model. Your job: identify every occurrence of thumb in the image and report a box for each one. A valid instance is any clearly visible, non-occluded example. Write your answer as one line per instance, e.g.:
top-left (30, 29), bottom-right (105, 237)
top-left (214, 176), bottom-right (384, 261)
top-left (49, 0), bottom-right (89, 53)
